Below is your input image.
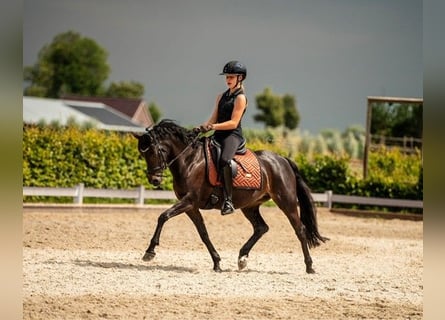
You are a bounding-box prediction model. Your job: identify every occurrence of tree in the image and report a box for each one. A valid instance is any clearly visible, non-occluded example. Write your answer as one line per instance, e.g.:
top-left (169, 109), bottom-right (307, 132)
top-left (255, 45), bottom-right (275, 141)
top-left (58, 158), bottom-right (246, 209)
top-left (371, 102), bottom-right (422, 139)
top-left (253, 88), bottom-right (300, 130)
top-left (24, 30), bottom-right (110, 98)
top-left (105, 81), bottom-right (145, 98)
top-left (282, 94), bottom-right (300, 130)
top-left (148, 102), bottom-right (162, 124)
top-left (390, 103), bottom-right (422, 139)
top-left (253, 87), bottom-right (284, 128)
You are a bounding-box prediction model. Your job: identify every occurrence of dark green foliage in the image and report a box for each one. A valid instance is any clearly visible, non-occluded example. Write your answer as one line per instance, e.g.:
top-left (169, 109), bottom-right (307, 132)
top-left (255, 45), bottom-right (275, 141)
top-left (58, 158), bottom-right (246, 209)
top-left (295, 154), bottom-right (353, 194)
top-left (254, 87), bottom-right (284, 128)
top-left (23, 30), bottom-right (148, 101)
top-left (293, 149), bottom-right (421, 202)
top-left (370, 102), bottom-right (422, 147)
top-left (105, 81), bottom-right (145, 98)
top-left (282, 94), bottom-right (300, 130)
top-left (293, 151), bottom-right (422, 213)
top-left (254, 88), bottom-right (300, 131)
top-left (24, 31), bottom-right (110, 98)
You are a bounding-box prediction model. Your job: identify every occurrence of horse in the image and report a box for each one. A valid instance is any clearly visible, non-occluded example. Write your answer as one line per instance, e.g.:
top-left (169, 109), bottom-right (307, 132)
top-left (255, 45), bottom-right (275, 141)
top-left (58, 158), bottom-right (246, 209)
top-left (134, 119), bottom-right (328, 273)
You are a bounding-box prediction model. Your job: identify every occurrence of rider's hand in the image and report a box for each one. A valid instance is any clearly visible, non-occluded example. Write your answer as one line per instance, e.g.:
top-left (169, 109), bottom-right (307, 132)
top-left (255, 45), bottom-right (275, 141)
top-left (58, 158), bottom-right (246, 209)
top-left (200, 124), bottom-right (213, 132)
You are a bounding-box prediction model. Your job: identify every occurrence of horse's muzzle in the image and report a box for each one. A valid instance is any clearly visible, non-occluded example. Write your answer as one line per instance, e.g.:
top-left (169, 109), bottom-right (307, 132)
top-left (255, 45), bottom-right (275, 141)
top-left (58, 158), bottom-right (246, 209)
top-left (148, 174), bottom-right (162, 187)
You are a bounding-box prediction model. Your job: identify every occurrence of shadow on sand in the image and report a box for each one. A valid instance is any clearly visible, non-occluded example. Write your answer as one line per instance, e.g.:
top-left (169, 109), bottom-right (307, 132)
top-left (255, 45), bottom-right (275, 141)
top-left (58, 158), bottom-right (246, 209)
top-left (45, 258), bottom-right (292, 275)
top-left (70, 259), bottom-right (198, 273)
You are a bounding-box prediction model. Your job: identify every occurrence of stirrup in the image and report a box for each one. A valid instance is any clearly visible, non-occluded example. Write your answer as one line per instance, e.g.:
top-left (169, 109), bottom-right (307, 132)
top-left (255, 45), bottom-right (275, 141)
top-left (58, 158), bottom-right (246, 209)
top-left (221, 200), bottom-right (235, 215)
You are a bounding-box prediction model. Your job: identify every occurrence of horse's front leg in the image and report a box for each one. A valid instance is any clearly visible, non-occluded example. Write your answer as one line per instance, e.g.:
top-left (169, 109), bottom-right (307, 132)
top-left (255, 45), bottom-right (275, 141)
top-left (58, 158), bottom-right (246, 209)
top-left (142, 199), bottom-right (193, 262)
top-left (186, 209), bottom-right (222, 272)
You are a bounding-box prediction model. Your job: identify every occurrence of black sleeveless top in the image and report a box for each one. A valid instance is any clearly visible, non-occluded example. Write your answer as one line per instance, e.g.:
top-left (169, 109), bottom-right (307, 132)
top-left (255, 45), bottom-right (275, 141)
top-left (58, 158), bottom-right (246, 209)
top-left (214, 87), bottom-right (246, 142)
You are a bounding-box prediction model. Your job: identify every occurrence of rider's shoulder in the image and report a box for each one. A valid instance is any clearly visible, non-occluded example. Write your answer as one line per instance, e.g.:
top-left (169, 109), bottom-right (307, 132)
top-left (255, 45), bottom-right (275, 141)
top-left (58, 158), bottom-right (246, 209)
top-left (235, 93), bottom-right (247, 103)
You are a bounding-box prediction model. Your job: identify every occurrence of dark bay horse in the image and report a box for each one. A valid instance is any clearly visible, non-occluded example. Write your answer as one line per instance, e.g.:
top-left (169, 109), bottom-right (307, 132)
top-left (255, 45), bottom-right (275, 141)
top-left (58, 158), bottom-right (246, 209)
top-left (134, 119), bottom-right (328, 273)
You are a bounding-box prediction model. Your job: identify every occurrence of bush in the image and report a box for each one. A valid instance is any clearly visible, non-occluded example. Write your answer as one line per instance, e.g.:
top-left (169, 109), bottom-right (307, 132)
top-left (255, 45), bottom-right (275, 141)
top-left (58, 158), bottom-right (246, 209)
top-left (23, 125), bottom-right (144, 188)
top-left (295, 154), bottom-right (354, 194)
top-left (367, 147), bottom-right (422, 185)
top-left (23, 124), bottom-right (173, 202)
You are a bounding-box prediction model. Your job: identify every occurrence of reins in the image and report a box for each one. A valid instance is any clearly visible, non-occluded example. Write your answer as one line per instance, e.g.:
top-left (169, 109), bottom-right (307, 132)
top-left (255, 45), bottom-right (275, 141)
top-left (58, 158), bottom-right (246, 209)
top-left (165, 133), bottom-right (201, 168)
top-left (140, 129), bottom-right (203, 175)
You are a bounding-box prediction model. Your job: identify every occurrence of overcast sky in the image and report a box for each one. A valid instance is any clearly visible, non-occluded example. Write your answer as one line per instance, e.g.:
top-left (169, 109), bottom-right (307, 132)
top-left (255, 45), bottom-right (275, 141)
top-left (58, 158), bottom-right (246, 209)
top-left (23, 0), bottom-right (422, 134)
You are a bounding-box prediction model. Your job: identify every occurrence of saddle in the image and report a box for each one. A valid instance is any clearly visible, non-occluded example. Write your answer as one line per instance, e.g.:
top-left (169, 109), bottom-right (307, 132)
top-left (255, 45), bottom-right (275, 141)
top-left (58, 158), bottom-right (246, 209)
top-left (203, 137), bottom-right (262, 190)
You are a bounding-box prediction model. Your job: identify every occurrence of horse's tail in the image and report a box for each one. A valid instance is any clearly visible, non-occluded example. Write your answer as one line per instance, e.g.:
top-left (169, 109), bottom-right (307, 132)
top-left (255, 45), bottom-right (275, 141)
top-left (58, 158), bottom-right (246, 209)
top-left (286, 158), bottom-right (329, 248)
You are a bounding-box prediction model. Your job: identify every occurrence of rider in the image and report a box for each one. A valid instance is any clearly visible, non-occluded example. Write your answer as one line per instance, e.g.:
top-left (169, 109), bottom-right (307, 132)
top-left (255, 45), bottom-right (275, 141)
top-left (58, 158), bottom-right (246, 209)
top-left (200, 60), bottom-right (248, 215)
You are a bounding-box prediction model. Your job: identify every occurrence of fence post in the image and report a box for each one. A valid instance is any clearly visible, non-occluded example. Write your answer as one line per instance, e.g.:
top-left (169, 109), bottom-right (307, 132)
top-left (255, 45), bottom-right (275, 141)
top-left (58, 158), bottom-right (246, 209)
top-left (325, 190), bottom-right (333, 210)
top-left (136, 185), bottom-right (145, 206)
top-left (74, 183), bottom-right (84, 205)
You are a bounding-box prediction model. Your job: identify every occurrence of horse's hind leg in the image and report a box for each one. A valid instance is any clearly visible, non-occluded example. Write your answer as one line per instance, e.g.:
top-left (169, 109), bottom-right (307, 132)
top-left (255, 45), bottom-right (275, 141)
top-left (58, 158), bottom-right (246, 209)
top-left (284, 209), bottom-right (315, 274)
top-left (296, 222), bottom-right (315, 273)
top-left (238, 206), bottom-right (269, 270)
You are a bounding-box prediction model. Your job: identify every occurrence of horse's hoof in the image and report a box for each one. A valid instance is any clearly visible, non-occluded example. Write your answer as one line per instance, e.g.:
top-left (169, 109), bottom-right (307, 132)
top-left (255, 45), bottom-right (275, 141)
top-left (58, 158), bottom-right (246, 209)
top-left (213, 264), bottom-right (223, 272)
top-left (306, 267), bottom-right (316, 274)
top-left (238, 255), bottom-right (248, 270)
top-left (142, 251), bottom-right (156, 261)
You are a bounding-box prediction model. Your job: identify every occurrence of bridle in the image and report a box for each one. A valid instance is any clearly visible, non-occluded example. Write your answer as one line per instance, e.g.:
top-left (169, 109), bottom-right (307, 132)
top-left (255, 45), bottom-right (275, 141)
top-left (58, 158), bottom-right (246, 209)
top-left (139, 128), bottom-right (201, 176)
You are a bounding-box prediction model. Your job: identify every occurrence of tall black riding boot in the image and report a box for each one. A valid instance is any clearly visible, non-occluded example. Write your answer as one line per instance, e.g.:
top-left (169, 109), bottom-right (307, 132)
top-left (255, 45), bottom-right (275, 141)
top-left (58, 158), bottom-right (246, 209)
top-left (221, 163), bottom-right (235, 215)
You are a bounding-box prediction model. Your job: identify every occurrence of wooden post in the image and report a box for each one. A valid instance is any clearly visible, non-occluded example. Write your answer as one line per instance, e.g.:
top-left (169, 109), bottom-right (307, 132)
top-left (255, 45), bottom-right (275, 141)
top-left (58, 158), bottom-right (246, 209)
top-left (363, 100), bottom-right (372, 179)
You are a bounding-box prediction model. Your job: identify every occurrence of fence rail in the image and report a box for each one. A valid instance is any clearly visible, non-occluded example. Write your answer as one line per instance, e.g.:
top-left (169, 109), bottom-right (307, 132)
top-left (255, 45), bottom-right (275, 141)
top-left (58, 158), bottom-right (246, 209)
top-left (23, 184), bottom-right (423, 210)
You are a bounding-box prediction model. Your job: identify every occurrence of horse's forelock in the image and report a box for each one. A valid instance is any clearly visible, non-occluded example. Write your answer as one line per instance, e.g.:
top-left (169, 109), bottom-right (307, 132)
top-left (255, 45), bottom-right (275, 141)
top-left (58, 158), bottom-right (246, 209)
top-left (138, 133), bottom-right (152, 151)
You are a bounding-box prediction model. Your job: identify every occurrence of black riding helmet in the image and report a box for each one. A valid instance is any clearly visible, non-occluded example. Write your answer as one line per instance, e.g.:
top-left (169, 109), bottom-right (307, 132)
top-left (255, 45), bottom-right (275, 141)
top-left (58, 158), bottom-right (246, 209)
top-left (219, 60), bottom-right (247, 81)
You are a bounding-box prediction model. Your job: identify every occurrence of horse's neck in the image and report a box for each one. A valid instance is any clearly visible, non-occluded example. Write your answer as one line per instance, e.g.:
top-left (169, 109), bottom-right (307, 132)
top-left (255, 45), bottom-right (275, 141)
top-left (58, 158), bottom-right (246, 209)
top-left (166, 140), bottom-right (198, 167)
top-left (168, 142), bottom-right (203, 174)
top-left (166, 140), bottom-right (186, 160)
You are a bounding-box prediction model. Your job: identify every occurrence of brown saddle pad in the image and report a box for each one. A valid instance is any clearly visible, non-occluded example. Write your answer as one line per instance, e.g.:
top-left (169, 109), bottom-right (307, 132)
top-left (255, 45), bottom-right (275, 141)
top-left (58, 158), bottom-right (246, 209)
top-left (205, 139), bottom-right (262, 190)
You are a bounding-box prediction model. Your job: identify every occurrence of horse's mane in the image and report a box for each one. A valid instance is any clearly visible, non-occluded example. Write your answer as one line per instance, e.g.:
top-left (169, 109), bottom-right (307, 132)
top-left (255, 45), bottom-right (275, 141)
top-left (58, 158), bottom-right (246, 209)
top-left (151, 119), bottom-right (197, 145)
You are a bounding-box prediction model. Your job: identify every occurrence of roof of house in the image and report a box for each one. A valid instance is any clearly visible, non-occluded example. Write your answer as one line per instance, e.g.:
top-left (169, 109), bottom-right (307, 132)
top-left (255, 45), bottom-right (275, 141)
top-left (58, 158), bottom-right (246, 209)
top-left (61, 95), bottom-right (153, 127)
top-left (23, 96), bottom-right (146, 132)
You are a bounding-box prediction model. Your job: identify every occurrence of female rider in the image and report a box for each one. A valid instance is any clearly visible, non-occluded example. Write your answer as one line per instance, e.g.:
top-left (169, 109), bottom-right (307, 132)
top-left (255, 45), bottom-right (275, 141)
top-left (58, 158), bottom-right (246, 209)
top-left (200, 60), bottom-right (248, 215)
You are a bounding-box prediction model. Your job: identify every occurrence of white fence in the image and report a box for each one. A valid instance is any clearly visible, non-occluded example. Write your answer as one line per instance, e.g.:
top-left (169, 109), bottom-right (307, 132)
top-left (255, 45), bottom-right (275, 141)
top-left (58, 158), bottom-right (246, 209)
top-left (23, 184), bottom-right (423, 210)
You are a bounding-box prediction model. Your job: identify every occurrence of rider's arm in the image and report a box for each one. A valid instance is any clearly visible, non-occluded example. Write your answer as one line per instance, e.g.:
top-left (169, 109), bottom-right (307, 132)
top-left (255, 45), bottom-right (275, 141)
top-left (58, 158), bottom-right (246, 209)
top-left (211, 94), bottom-right (246, 131)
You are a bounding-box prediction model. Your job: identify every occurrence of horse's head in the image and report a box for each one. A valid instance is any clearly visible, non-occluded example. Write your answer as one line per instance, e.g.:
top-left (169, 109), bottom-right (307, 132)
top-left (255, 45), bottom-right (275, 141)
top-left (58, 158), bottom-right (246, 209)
top-left (133, 129), bottom-right (167, 187)
top-left (134, 119), bottom-right (199, 187)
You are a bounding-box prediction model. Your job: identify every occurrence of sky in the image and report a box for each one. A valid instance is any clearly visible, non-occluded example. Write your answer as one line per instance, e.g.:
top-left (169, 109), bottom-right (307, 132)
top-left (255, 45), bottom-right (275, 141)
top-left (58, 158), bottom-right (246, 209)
top-left (23, 0), bottom-right (422, 134)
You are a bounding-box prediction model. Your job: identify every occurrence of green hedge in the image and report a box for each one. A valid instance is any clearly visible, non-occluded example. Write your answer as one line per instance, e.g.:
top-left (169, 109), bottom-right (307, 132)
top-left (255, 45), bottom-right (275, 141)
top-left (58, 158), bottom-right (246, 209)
top-left (23, 124), bottom-right (170, 203)
top-left (23, 125), bottom-right (147, 188)
top-left (23, 125), bottom-right (422, 211)
top-left (294, 150), bottom-right (422, 200)
top-left (293, 150), bottom-right (422, 213)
